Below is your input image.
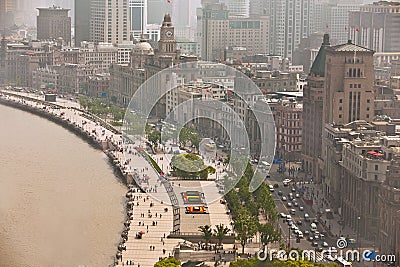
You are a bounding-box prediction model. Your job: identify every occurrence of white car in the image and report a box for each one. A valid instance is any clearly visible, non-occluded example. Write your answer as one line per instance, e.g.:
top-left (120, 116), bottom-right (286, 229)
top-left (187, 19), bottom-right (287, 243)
top-left (283, 179), bottom-right (292, 184)
top-left (268, 185), bottom-right (275, 192)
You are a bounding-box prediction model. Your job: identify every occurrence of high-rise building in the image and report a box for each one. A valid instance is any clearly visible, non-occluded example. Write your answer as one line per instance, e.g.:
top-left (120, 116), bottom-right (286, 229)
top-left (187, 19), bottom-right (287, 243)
top-left (249, 0), bottom-right (268, 16)
top-left (0, 0), bottom-right (16, 12)
top-left (90, 0), bottom-right (131, 44)
top-left (200, 2), bottom-right (268, 61)
top-left (221, 0), bottom-right (250, 18)
top-left (37, 6), bottom-right (72, 45)
top-left (130, 0), bottom-right (147, 39)
top-left (321, 1), bottom-right (362, 45)
top-left (75, 0), bottom-right (91, 46)
top-left (349, 1), bottom-right (400, 52)
top-left (0, 0), bottom-right (16, 27)
top-left (303, 34), bottom-right (375, 181)
top-left (266, 0), bottom-right (314, 61)
top-left (171, 0), bottom-right (201, 41)
top-left (322, 40), bottom-right (375, 126)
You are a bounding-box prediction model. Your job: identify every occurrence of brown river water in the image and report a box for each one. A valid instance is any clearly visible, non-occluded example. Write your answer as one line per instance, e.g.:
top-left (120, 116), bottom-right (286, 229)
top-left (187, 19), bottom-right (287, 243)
top-left (0, 104), bottom-right (126, 267)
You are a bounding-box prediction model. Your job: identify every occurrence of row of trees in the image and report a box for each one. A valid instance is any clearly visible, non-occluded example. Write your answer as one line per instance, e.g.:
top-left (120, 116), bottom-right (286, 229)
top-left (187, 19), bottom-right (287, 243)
top-left (145, 124), bottom-right (201, 149)
top-left (198, 224), bottom-right (231, 247)
top-left (79, 96), bottom-right (125, 125)
top-left (225, 162), bottom-right (281, 254)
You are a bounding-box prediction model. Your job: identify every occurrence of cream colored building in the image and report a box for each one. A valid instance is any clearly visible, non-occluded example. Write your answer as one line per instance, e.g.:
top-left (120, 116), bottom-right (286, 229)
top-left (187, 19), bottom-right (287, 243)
top-left (90, 0), bottom-right (131, 44)
top-left (200, 2), bottom-right (268, 61)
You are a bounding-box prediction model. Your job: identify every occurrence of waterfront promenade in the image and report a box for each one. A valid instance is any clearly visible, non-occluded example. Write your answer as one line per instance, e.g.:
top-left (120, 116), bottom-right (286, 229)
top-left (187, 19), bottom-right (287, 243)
top-left (0, 90), bottom-right (234, 267)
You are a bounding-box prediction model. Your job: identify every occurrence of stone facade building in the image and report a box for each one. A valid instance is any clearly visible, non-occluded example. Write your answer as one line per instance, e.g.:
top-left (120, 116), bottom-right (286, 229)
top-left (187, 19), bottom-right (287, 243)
top-left (109, 14), bottom-right (198, 108)
top-left (302, 35), bottom-right (328, 181)
top-left (273, 100), bottom-right (303, 161)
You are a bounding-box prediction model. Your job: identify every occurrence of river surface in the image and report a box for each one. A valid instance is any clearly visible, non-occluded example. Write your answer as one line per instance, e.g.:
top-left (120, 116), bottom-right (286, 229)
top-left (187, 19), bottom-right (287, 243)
top-left (0, 104), bottom-right (126, 267)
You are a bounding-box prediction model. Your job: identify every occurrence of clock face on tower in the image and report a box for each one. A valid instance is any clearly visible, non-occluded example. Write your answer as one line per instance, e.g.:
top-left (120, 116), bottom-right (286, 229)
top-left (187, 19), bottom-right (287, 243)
top-left (165, 30), bottom-right (173, 38)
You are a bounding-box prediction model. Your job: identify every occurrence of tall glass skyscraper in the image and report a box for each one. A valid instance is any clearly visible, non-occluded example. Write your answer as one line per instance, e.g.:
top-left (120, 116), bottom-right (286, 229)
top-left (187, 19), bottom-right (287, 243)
top-left (130, 0), bottom-right (147, 38)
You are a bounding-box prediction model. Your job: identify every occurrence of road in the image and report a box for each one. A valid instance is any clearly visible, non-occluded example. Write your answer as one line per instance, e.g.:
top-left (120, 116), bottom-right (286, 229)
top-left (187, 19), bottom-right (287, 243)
top-left (266, 167), bottom-right (339, 263)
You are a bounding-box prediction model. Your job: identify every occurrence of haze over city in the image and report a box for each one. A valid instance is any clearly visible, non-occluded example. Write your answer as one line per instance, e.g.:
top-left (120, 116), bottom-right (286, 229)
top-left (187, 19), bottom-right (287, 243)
top-left (1, 0), bottom-right (400, 267)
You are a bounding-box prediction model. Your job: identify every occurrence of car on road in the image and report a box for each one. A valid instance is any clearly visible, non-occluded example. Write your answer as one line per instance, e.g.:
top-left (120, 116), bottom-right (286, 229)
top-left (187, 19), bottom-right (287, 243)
top-left (283, 182), bottom-right (289, 187)
top-left (308, 236), bottom-right (314, 241)
top-left (281, 196), bottom-right (287, 201)
top-left (274, 183), bottom-right (279, 188)
top-left (299, 206), bottom-right (304, 211)
top-left (290, 209), bottom-right (296, 215)
top-left (310, 223), bottom-right (317, 232)
top-left (286, 215), bottom-right (292, 222)
top-left (304, 230), bottom-right (310, 236)
top-left (314, 235), bottom-right (320, 241)
top-left (291, 187), bottom-right (296, 192)
top-left (291, 224), bottom-right (297, 231)
top-left (320, 233), bottom-right (325, 240)
top-left (313, 219), bottom-right (319, 224)
top-left (280, 212), bottom-right (286, 218)
top-left (294, 202), bottom-right (299, 207)
top-left (322, 242), bottom-right (329, 247)
top-left (312, 242), bottom-right (319, 247)
top-left (288, 220), bottom-right (293, 226)
top-left (287, 202), bottom-right (292, 207)
top-left (268, 185), bottom-right (275, 192)
top-left (278, 191), bottom-right (283, 196)
top-left (295, 193), bottom-right (300, 198)
top-left (296, 220), bottom-right (302, 225)
top-left (283, 179), bottom-right (291, 184)
top-left (297, 232), bottom-right (304, 239)
top-left (304, 213), bottom-right (310, 221)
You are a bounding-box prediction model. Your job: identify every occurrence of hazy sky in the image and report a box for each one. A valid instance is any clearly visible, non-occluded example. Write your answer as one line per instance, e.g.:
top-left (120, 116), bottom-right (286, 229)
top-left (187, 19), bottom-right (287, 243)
top-left (17, 0), bottom-right (376, 27)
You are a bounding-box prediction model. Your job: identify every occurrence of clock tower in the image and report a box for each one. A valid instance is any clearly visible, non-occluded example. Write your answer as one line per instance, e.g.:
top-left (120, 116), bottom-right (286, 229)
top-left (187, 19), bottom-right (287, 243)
top-left (159, 13), bottom-right (177, 54)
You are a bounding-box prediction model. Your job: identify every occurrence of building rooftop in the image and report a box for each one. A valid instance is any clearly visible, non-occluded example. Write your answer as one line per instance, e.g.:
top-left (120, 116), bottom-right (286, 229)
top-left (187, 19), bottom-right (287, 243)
top-left (329, 40), bottom-right (374, 52)
top-left (310, 35), bottom-right (329, 77)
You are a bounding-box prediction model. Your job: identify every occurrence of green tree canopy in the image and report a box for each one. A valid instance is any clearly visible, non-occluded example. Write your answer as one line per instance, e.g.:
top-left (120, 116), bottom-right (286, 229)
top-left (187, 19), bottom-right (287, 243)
top-left (234, 209), bottom-right (259, 254)
top-left (154, 257), bottom-right (181, 267)
top-left (259, 223), bottom-right (281, 247)
top-left (179, 127), bottom-right (200, 148)
top-left (198, 225), bottom-right (213, 246)
top-left (213, 224), bottom-right (231, 246)
top-left (148, 130), bottom-right (161, 146)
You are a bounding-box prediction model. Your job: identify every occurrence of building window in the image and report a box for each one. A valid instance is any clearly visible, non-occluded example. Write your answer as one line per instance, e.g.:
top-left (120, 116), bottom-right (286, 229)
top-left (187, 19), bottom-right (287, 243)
top-left (375, 165), bottom-right (378, 171)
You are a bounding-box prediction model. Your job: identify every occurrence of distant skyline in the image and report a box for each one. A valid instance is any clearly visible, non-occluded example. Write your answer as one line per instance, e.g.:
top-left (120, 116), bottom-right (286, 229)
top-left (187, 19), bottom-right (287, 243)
top-left (16, 0), bottom-right (378, 26)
